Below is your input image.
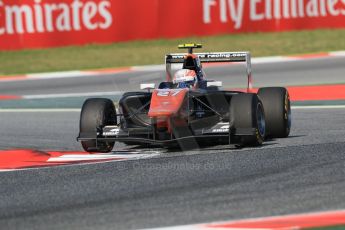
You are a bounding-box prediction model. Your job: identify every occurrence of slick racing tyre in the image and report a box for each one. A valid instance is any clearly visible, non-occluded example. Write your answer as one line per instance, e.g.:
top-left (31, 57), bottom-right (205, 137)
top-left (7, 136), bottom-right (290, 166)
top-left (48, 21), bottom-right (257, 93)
top-left (80, 98), bottom-right (116, 153)
top-left (230, 94), bottom-right (266, 146)
top-left (258, 87), bottom-right (291, 138)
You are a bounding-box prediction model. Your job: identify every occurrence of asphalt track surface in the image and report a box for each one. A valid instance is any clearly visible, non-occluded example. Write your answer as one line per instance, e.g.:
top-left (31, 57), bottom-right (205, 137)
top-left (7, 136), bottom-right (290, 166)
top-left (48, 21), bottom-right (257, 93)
top-left (1, 57), bottom-right (345, 230)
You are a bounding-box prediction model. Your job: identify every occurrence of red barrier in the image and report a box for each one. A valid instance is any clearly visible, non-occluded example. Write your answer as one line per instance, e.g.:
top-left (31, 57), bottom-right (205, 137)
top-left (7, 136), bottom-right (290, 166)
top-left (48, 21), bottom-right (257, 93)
top-left (1, 0), bottom-right (345, 50)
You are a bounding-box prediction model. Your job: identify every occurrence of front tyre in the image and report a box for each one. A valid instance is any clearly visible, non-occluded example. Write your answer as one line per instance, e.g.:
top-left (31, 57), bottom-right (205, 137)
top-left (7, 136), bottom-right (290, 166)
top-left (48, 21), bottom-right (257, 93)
top-left (230, 94), bottom-right (266, 146)
top-left (258, 87), bottom-right (291, 138)
top-left (79, 98), bottom-right (116, 153)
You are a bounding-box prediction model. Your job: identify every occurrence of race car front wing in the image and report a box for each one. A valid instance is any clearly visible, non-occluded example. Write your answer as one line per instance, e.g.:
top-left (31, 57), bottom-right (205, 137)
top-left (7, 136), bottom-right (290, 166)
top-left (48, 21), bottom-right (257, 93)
top-left (77, 122), bottom-right (258, 146)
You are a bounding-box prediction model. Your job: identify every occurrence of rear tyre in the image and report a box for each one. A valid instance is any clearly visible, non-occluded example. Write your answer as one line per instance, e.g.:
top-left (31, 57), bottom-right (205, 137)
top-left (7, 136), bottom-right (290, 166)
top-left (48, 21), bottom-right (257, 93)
top-left (80, 98), bottom-right (116, 153)
top-left (258, 87), bottom-right (291, 138)
top-left (230, 94), bottom-right (265, 146)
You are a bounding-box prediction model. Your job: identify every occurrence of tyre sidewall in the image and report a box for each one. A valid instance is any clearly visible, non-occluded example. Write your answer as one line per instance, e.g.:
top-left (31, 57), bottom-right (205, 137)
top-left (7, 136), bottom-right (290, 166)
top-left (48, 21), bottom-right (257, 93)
top-left (258, 87), bottom-right (291, 138)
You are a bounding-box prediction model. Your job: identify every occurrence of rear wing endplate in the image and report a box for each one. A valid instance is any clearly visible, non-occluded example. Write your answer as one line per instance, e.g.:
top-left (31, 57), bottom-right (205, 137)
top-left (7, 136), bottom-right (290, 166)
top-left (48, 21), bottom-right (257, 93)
top-left (165, 52), bottom-right (253, 91)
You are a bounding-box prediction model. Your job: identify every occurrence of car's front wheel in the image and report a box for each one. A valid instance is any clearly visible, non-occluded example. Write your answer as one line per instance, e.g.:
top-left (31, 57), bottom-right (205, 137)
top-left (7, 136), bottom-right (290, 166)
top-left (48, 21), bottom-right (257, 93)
top-left (79, 98), bottom-right (116, 153)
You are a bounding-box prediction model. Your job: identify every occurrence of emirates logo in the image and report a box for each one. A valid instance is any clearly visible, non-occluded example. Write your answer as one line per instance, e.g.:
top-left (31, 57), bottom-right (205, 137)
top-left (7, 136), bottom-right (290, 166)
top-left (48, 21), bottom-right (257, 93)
top-left (0, 0), bottom-right (113, 35)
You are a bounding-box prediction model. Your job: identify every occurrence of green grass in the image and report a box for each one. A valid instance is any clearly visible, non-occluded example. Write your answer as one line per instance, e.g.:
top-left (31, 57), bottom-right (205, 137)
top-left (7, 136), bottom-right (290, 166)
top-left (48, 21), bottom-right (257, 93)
top-left (1, 29), bottom-right (345, 75)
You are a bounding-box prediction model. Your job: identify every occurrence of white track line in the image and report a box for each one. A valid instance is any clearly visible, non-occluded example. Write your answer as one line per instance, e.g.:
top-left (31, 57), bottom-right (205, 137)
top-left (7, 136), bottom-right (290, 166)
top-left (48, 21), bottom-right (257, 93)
top-left (131, 64), bottom-right (166, 72)
top-left (143, 209), bottom-right (345, 230)
top-left (0, 109), bottom-right (81, 112)
top-left (23, 91), bottom-right (123, 99)
top-left (26, 71), bottom-right (95, 80)
top-left (252, 56), bottom-right (296, 64)
top-left (329, 51), bottom-right (345, 56)
top-left (0, 153), bottom-right (161, 173)
top-left (292, 105), bottom-right (345, 109)
top-left (47, 153), bottom-right (157, 162)
top-left (145, 227), bottom-right (272, 230)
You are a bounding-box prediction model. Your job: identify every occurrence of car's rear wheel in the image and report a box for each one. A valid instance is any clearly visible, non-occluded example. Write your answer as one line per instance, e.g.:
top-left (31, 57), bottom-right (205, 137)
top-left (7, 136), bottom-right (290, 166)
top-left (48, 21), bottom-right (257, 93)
top-left (230, 93), bottom-right (266, 146)
top-left (80, 98), bottom-right (116, 153)
top-left (258, 87), bottom-right (291, 138)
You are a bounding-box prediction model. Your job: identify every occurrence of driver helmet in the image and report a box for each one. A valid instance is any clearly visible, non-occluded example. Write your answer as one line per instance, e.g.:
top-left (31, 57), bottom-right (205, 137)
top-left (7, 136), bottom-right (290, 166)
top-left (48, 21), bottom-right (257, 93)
top-left (173, 69), bottom-right (198, 89)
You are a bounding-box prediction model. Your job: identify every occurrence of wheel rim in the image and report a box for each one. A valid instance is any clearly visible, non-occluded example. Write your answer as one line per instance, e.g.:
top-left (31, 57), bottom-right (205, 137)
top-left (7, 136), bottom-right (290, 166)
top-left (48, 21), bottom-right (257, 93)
top-left (257, 103), bottom-right (266, 137)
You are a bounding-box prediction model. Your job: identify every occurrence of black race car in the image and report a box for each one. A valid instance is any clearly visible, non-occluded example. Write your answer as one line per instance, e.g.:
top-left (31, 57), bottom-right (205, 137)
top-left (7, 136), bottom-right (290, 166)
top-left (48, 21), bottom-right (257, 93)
top-left (77, 44), bottom-right (291, 152)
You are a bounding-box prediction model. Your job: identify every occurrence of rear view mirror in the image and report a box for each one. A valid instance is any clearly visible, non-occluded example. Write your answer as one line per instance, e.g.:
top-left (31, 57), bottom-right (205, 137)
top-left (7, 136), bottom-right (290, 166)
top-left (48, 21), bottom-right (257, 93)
top-left (140, 83), bottom-right (156, 91)
top-left (207, 81), bottom-right (222, 87)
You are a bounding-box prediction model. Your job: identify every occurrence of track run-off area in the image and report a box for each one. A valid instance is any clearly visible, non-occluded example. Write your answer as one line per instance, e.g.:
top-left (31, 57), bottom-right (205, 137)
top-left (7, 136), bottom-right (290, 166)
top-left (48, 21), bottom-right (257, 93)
top-left (0, 55), bottom-right (345, 229)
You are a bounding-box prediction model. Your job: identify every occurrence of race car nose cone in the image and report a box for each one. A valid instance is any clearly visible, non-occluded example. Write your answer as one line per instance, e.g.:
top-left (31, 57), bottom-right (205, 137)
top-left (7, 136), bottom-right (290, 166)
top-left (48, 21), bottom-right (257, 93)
top-left (148, 89), bottom-right (188, 118)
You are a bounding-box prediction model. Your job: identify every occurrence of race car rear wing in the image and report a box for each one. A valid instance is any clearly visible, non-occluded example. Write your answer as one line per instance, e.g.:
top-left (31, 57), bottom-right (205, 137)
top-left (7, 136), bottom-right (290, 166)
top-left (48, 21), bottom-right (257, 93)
top-left (165, 52), bottom-right (253, 91)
